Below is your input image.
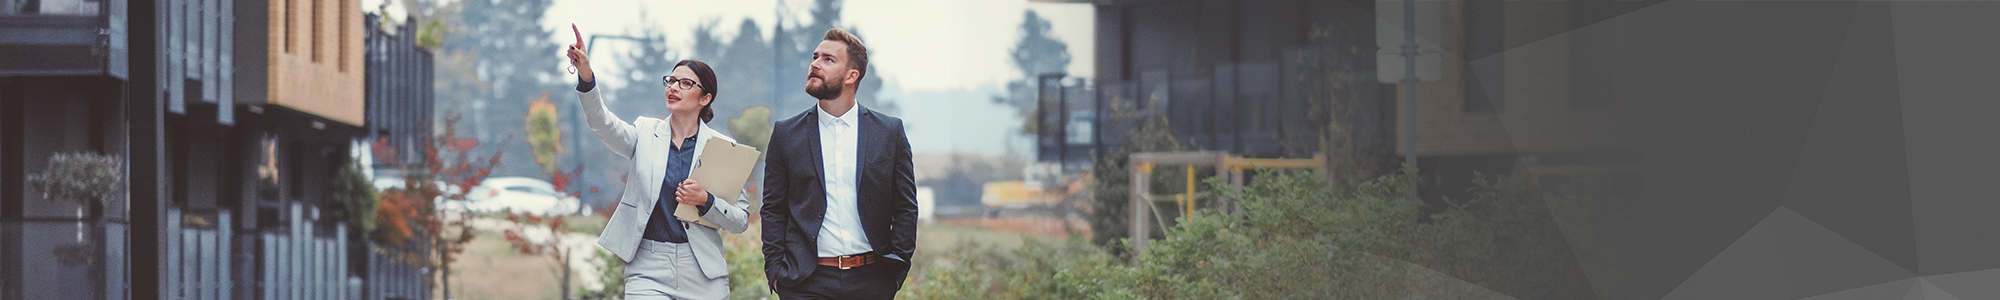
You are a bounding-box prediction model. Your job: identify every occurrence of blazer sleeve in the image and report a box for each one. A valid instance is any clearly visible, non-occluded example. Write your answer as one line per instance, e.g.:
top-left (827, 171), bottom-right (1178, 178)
top-left (760, 127), bottom-right (795, 283)
top-left (885, 119), bottom-right (919, 264)
top-left (577, 85), bottom-right (641, 159)
top-left (700, 186), bottom-right (752, 234)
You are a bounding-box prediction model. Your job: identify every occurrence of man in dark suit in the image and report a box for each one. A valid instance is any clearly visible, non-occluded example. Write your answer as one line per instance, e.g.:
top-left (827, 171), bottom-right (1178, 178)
top-left (761, 28), bottom-right (917, 299)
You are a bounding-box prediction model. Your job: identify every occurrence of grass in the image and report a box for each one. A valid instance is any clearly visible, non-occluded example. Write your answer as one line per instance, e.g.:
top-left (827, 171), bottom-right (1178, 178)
top-left (437, 228), bottom-right (570, 300)
top-left (437, 214), bottom-right (1064, 300)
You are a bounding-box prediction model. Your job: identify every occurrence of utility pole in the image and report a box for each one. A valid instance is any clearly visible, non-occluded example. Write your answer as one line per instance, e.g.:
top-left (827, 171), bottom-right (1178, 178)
top-left (1402, 0), bottom-right (1419, 202)
top-left (1378, 0), bottom-right (1437, 203)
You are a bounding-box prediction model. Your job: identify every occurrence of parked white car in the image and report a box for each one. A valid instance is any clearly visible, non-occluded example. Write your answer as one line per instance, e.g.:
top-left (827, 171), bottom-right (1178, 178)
top-left (464, 177), bottom-right (581, 216)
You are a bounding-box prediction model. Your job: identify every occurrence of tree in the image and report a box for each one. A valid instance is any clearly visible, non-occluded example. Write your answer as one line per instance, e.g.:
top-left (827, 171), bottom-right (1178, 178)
top-left (26, 151), bottom-right (123, 266)
top-left (25, 152), bottom-right (123, 219)
top-left (727, 105), bottom-right (775, 194)
top-left (708, 19), bottom-right (777, 131)
top-left (777, 0), bottom-right (896, 115)
top-left (374, 115), bottom-right (502, 300)
top-left (1303, 20), bottom-right (1398, 184)
top-left (517, 90), bottom-right (590, 298)
top-left (433, 0), bottom-right (560, 178)
top-left (727, 106), bottom-right (774, 155)
top-left (1011, 11), bottom-right (1071, 81)
top-left (525, 93), bottom-right (564, 174)
top-left (995, 10), bottom-right (1073, 135)
top-left (331, 162), bottom-right (379, 239)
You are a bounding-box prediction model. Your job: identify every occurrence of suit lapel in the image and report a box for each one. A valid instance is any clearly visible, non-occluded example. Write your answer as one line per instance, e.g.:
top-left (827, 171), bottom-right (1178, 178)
top-left (855, 107), bottom-right (881, 218)
top-left (805, 109), bottom-right (826, 196)
top-left (644, 119), bottom-right (671, 208)
top-left (798, 107), bottom-right (828, 239)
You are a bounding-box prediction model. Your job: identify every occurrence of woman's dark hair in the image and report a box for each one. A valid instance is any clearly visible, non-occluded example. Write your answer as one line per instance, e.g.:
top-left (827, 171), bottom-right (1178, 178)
top-left (676, 59), bottom-right (720, 123)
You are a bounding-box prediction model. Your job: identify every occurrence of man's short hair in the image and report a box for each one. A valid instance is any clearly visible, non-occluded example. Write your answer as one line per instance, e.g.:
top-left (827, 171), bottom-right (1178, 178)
top-left (823, 28), bottom-right (868, 83)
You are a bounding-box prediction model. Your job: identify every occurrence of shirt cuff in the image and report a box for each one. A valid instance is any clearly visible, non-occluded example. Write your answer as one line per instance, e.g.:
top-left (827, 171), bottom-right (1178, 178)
top-left (697, 194), bottom-right (714, 215)
top-left (576, 76), bottom-right (595, 93)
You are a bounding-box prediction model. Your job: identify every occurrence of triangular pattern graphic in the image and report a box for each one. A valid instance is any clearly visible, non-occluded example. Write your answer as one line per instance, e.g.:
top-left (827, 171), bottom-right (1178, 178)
top-left (1356, 253), bottom-right (1520, 300)
top-left (1663, 207), bottom-right (1913, 299)
top-left (1902, 279), bottom-right (1926, 300)
top-left (1917, 268), bottom-right (2000, 298)
top-left (1796, 278), bottom-right (1914, 300)
top-left (1915, 279), bottom-right (1961, 300)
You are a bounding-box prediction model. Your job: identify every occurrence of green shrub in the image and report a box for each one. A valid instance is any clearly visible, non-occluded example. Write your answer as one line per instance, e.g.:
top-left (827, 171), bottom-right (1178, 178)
top-left (331, 163), bottom-right (379, 238)
top-left (26, 151), bottom-right (123, 209)
top-left (725, 231), bottom-right (770, 300)
top-left (907, 168), bottom-right (1596, 299)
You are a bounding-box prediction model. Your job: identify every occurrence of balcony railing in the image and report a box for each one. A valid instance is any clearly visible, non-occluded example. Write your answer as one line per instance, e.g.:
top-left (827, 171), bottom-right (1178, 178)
top-left (0, 219), bottom-right (129, 300)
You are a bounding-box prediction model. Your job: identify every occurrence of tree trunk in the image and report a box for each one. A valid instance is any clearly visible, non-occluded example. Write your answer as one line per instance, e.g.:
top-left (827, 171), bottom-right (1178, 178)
top-left (561, 250), bottom-right (571, 300)
top-left (440, 239), bottom-right (453, 300)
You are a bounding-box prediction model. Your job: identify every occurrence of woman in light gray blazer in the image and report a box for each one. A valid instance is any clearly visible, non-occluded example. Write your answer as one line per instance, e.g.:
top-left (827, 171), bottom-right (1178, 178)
top-left (567, 25), bottom-right (750, 300)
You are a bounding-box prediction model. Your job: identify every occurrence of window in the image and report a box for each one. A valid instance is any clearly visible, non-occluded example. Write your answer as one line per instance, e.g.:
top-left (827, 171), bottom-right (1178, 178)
top-left (338, 0), bottom-right (350, 71)
top-left (312, 0), bottom-right (323, 62)
top-left (284, 0), bottom-right (295, 53)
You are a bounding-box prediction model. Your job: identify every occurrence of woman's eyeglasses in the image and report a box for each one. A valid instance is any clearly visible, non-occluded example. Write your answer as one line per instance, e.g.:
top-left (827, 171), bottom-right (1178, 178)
top-left (662, 76), bottom-right (702, 91)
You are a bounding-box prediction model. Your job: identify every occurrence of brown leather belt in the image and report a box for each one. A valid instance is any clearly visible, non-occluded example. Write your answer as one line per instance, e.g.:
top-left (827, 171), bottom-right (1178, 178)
top-left (816, 253), bottom-right (880, 270)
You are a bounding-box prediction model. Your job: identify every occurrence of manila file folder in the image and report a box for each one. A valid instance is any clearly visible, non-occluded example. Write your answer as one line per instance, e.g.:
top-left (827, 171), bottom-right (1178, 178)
top-left (675, 137), bottom-right (761, 228)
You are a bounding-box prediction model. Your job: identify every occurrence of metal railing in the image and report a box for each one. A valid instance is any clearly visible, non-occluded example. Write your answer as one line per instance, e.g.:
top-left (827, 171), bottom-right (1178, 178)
top-left (165, 208), bottom-right (232, 300)
top-left (0, 218), bottom-right (128, 300)
top-left (257, 203), bottom-right (359, 300)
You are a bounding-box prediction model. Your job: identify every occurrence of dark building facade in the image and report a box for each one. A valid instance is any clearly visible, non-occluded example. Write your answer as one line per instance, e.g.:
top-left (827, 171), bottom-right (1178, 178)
top-left (2, 0), bottom-right (429, 299)
top-left (362, 13), bottom-right (434, 177)
top-left (1092, 0), bottom-right (1642, 206)
top-left (1091, 0), bottom-right (1395, 161)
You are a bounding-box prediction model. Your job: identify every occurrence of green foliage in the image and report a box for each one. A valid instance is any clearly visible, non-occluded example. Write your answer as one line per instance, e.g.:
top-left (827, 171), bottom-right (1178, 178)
top-left (909, 167), bottom-right (1594, 299)
top-left (416, 18), bottom-right (447, 49)
top-left (724, 232), bottom-right (769, 300)
top-left (1085, 98), bottom-right (1186, 254)
top-left (331, 163), bottom-right (380, 238)
top-left (576, 249), bottom-right (624, 300)
top-left (904, 237), bottom-right (1137, 300)
top-left (726, 106), bottom-right (773, 154)
top-left (26, 151), bottom-right (123, 208)
top-left (525, 93), bottom-right (564, 174)
top-left (1120, 170), bottom-right (1423, 299)
top-left (1407, 172), bottom-right (1597, 299)
top-left (997, 10), bottom-right (1076, 135)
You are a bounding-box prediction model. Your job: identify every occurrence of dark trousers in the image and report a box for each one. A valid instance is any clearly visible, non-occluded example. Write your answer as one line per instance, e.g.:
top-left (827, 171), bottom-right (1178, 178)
top-left (774, 262), bottom-right (905, 300)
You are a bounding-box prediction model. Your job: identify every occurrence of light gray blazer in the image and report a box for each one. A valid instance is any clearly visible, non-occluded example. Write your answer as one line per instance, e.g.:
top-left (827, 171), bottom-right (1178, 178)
top-left (579, 87), bottom-right (751, 279)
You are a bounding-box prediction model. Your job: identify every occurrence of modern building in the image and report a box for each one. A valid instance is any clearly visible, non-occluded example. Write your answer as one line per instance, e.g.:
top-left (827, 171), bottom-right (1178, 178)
top-left (361, 13), bottom-right (434, 179)
top-left (1091, 0), bottom-right (1394, 161)
top-left (1, 0), bottom-right (431, 299)
top-left (2, 0), bottom-right (139, 298)
top-left (1386, 0), bottom-right (1641, 203)
top-left (1089, 0), bottom-right (1637, 204)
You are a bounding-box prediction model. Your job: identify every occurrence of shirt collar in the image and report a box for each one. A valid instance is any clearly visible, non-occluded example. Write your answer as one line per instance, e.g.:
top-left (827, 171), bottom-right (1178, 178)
top-left (816, 103), bottom-right (859, 127)
top-left (662, 117), bottom-right (702, 145)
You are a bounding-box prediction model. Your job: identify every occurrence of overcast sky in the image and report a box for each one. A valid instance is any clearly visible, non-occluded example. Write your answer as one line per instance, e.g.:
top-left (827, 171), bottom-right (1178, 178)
top-left (536, 0), bottom-right (1094, 93)
top-left (366, 0), bottom-right (1088, 157)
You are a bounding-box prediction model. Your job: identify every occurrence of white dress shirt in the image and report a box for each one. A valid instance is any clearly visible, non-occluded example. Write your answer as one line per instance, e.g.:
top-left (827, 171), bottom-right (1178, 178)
top-left (816, 104), bottom-right (873, 257)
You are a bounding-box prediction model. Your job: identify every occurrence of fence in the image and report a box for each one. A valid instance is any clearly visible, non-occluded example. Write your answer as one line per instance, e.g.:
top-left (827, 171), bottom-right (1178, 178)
top-left (164, 208), bottom-right (233, 300)
top-left (366, 244), bottom-right (427, 300)
top-left (256, 203), bottom-right (360, 300)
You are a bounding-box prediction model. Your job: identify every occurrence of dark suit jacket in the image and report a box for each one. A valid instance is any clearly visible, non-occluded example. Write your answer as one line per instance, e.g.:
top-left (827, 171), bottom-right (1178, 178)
top-left (761, 105), bottom-right (918, 288)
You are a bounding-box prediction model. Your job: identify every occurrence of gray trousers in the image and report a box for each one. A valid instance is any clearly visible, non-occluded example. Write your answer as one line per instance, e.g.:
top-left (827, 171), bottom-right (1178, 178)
top-left (625, 239), bottom-right (729, 300)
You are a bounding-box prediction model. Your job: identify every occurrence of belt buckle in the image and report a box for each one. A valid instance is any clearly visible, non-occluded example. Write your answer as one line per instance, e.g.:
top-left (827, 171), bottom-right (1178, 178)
top-left (839, 255), bottom-right (855, 270)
